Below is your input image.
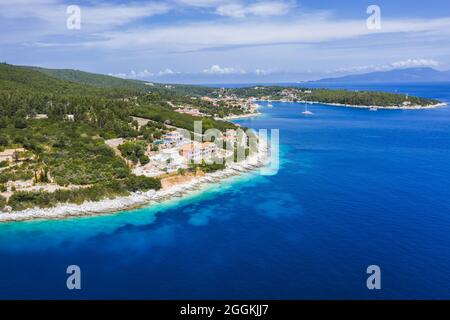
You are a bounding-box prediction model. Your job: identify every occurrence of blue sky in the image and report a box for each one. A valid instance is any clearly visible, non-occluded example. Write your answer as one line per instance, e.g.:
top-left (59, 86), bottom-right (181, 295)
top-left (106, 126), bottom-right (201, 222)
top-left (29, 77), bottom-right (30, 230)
top-left (1, 0), bottom-right (450, 83)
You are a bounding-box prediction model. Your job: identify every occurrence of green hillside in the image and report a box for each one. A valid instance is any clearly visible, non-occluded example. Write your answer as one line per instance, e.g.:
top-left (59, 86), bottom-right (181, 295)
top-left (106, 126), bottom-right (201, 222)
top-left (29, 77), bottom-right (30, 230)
top-left (0, 63), bottom-right (139, 98)
top-left (30, 66), bottom-right (151, 90)
top-left (0, 63), bottom-right (235, 131)
top-left (0, 63), bottom-right (236, 211)
top-left (0, 63), bottom-right (87, 93)
top-left (29, 65), bottom-right (215, 96)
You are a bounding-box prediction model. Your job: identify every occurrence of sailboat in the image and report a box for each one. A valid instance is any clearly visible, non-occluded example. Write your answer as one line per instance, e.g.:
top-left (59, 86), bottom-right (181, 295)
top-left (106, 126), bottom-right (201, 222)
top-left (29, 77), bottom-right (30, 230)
top-left (302, 101), bottom-right (313, 115)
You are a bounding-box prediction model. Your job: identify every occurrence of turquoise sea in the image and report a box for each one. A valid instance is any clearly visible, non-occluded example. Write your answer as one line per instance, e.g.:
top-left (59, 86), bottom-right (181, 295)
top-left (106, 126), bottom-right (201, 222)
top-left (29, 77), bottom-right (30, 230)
top-left (1, 83), bottom-right (450, 299)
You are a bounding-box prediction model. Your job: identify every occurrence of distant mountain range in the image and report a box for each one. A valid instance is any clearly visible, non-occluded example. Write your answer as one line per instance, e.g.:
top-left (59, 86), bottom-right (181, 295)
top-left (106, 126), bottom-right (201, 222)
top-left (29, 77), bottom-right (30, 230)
top-left (314, 67), bottom-right (450, 83)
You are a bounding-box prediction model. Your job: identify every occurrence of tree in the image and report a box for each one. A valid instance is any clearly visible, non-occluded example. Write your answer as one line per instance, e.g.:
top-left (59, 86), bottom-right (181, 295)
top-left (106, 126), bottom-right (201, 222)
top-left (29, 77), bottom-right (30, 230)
top-left (0, 135), bottom-right (8, 146)
top-left (0, 195), bottom-right (6, 209)
top-left (151, 145), bottom-right (159, 152)
top-left (139, 154), bottom-right (150, 165)
top-left (14, 118), bottom-right (28, 129)
top-left (153, 131), bottom-right (162, 139)
top-left (0, 118), bottom-right (8, 129)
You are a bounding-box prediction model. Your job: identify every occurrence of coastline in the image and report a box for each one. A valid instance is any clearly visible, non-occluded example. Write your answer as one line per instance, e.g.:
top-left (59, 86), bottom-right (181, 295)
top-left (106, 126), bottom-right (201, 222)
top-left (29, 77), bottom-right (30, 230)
top-left (315, 101), bottom-right (447, 110)
top-left (259, 99), bottom-right (447, 110)
top-left (0, 146), bottom-right (268, 223)
top-left (221, 112), bottom-right (261, 120)
top-left (3, 97), bottom-right (443, 223)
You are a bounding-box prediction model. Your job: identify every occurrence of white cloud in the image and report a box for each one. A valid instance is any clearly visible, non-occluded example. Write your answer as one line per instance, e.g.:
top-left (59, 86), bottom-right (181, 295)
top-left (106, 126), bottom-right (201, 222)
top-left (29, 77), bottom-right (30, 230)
top-left (390, 59), bottom-right (439, 69)
top-left (177, 0), bottom-right (225, 7)
top-left (77, 14), bottom-right (450, 54)
top-left (110, 68), bottom-right (184, 79)
top-left (334, 59), bottom-right (440, 74)
top-left (82, 3), bottom-right (170, 28)
top-left (158, 68), bottom-right (179, 75)
top-left (0, 0), bottom-right (171, 41)
top-left (137, 69), bottom-right (155, 78)
top-left (216, 1), bottom-right (294, 18)
top-left (4, 0), bottom-right (450, 57)
top-left (111, 66), bottom-right (276, 79)
top-left (254, 68), bottom-right (273, 75)
top-left (202, 65), bottom-right (246, 74)
top-left (108, 72), bottom-right (129, 78)
top-left (215, 4), bottom-right (247, 18)
top-left (109, 69), bottom-right (154, 79)
top-left (2, 0), bottom-right (450, 79)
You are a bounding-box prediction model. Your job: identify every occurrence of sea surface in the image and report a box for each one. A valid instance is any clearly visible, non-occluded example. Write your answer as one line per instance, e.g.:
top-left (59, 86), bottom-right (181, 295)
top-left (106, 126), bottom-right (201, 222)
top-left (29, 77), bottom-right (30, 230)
top-left (1, 83), bottom-right (450, 299)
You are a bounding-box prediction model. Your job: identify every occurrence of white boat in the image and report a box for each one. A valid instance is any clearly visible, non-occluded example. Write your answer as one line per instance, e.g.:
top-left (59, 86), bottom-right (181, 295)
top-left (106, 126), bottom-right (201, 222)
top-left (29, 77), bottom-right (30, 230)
top-left (267, 103), bottom-right (273, 108)
top-left (302, 102), bottom-right (314, 115)
top-left (369, 107), bottom-right (378, 111)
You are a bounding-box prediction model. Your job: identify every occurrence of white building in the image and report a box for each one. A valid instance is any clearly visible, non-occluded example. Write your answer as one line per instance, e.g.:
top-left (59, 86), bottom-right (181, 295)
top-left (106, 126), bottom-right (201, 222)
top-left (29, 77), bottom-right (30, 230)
top-left (181, 142), bottom-right (217, 162)
top-left (402, 101), bottom-right (412, 106)
top-left (163, 131), bottom-right (187, 146)
top-left (151, 148), bottom-right (186, 172)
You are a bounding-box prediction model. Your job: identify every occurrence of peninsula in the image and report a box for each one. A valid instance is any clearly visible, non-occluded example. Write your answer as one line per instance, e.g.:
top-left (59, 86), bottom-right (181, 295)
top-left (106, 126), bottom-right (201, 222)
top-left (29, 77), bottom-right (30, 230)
top-left (0, 63), bottom-right (444, 221)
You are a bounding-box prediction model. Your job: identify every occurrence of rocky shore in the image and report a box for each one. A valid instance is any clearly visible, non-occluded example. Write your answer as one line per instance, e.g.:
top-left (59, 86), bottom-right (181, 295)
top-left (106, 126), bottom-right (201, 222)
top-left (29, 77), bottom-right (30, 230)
top-left (0, 146), bottom-right (268, 223)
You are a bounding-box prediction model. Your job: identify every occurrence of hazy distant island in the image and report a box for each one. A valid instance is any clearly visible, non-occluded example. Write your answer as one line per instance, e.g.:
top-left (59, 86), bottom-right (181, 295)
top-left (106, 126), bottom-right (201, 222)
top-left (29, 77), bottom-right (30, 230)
top-left (0, 63), bottom-right (444, 221)
top-left (312, 67), bottom-right (450, 84)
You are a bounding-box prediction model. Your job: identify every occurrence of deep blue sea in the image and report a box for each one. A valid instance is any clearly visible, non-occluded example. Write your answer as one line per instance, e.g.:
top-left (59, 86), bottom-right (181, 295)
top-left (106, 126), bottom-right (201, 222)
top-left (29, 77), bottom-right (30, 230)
top-left (1, 83), bottom-right (450, 299)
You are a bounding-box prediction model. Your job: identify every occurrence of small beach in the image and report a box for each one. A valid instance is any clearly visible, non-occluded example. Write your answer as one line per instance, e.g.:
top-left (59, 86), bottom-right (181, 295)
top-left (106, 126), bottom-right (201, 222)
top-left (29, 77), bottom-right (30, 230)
top-left (222, 112), bottom-right (261, 120)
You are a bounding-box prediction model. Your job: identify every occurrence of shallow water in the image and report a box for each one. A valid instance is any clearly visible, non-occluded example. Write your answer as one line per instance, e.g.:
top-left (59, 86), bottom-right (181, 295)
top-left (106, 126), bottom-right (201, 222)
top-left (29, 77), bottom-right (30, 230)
top-left (1, 83), bottom-right (450, 299)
